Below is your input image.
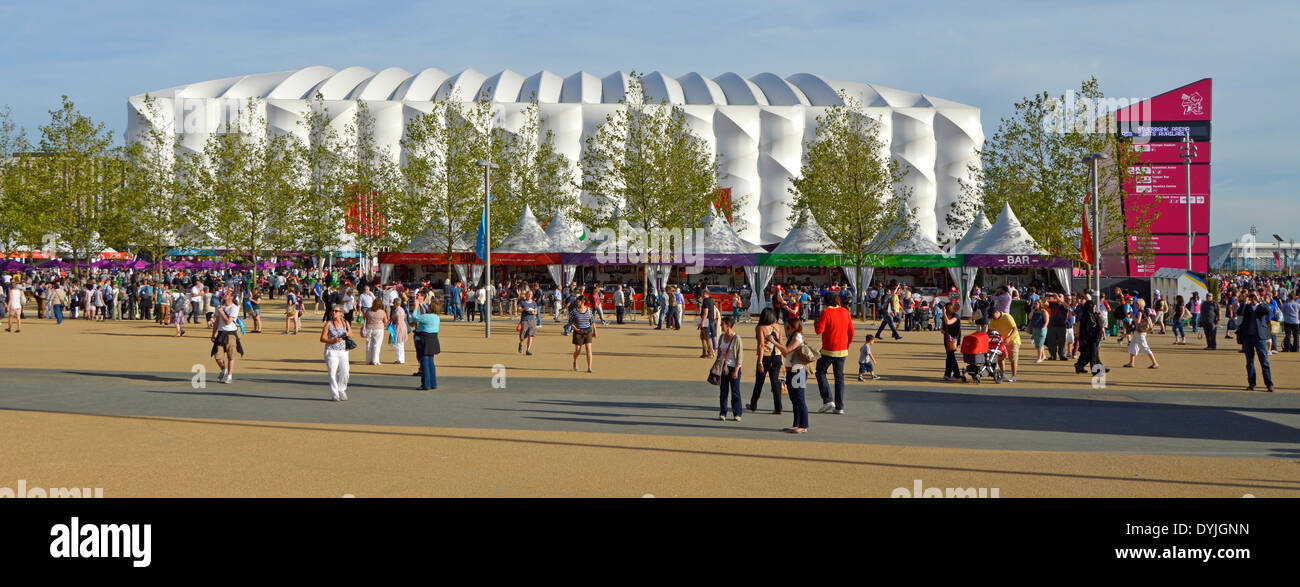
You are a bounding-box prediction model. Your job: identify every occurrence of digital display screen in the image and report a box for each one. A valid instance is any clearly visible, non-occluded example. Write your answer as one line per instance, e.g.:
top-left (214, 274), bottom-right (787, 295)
top-left (1117, 120), bottom-right (1211, 143)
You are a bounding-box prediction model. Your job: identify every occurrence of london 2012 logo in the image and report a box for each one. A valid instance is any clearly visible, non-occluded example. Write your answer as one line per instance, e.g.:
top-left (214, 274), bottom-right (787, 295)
top-left (1180, 91), bottom-right (1204, 116)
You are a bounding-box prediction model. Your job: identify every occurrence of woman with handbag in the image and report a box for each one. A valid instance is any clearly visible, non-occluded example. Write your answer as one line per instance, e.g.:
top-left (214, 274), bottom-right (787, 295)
top-left (972, 293), bottom-right (990, 333)
top-left (412, 291), bottom-right (441, 390)
top-left (1171, 295), bottom-right (1188, 345)
top-left (942, 302), bottom-right (964, 382)
top-left (712, 316), bottom-right (744, 421)
top-left (320, 305), bottom-right (353, 401)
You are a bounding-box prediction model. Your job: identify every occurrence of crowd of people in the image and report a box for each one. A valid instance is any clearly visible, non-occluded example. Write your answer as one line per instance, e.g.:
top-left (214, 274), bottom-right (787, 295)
top-left (3, 263), bottom-right (1296, 427)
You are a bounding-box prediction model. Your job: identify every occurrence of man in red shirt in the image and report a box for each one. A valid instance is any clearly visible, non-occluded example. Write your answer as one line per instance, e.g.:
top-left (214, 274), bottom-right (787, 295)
top-left (814, 292), bottom-right (856, 414)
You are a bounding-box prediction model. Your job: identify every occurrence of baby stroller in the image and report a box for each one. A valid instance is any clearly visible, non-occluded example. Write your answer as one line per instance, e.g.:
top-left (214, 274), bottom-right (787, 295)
top-left (961, 331), bottom-right (1006, 384)
top-left (917, 302), bottom-right (935, 331)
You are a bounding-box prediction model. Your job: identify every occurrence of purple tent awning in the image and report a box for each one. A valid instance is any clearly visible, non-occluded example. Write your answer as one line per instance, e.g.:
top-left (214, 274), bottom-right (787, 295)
top-left (964, 254), bottom-right (1073, 268)
top-left (562, 252), bottom-right (756, 266)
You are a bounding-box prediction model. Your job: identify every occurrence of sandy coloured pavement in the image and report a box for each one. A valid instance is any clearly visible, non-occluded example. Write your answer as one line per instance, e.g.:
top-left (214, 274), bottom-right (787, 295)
top-left (2, 305), bottom-right (1298, 497)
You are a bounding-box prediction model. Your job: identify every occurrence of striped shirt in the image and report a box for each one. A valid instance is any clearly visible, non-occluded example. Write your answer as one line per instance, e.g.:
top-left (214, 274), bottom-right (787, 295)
top-left (568, 309), bottom-right (594, 331)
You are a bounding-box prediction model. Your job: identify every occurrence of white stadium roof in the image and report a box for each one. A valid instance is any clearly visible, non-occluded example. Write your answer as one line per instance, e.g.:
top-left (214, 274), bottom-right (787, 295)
top-left (130, 67), bottom-right (984, 246)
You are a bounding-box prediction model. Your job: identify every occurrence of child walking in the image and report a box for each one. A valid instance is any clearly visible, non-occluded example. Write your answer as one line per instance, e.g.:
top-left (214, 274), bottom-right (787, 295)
top-left (857, 334), bottom-right (881, 381)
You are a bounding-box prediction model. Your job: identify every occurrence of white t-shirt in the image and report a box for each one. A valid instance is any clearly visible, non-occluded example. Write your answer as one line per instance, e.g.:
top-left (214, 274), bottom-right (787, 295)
top-left (190, 286), bottom-right (202, 303)
top-left (358, 292), bottom-right (375, 311)
top-left (476, 288), bottom-right (487, 304)
top-left (217, 304), bottom-right (240, 332)
top-left (8, 288), bottom-right (24, 309)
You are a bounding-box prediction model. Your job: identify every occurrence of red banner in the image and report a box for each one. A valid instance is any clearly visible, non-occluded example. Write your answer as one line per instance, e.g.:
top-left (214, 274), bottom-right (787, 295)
top-left (345, 185), bottom-right (386, 237)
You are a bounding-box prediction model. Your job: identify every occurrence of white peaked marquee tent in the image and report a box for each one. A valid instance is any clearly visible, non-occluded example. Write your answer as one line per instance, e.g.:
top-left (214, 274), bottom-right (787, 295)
top-left (961, 203), bottom-right (1073, 295)
top-left (757, 209), bottom-right (844, 312)
top-left (949, 210), bottom-right (992, 315)
top-left (544, 210), bottom-right (586, 289)
top-left (684, 204), bottom-right (766, 301)
top-left (490, 205), bottom-right (558, 284)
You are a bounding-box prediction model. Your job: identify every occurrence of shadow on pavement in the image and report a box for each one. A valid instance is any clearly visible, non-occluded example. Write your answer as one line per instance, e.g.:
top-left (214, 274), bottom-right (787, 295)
top-left (870, 389), bottom-right (1300, 445)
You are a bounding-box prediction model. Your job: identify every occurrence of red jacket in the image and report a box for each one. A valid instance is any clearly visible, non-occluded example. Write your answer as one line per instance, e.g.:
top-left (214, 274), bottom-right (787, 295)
top-left (815, 306), bottom-right (855, 353)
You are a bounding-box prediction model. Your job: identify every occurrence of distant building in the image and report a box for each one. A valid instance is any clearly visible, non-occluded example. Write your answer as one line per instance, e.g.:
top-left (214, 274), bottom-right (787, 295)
top-left (1210, 237), bottom-right (1299, 272)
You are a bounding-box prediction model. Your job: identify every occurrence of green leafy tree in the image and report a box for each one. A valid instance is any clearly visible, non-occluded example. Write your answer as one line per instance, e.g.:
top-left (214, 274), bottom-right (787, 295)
top-left (949, 77), bottom-right (1155, 262)
top-left (0, 105), bottom-right (33, 254)
top-left (399, 93), bottom-right (494, 276)
top-left (787, 92), bottom-right (914, 298)
top-left (492, 98), bottom-right (579, 241)
top-left (338, 100), bottom-right (403, 275)
top-left (123, 94), bottom-right (190, 281)
top-left (27, 96), bottom-right (122, 276)
top-left (186, 100), bottom-right (300, 271)
top-left (290, 93), bottom-right (349, 265)
top-left (579, 72), bottom-right (721, 236)
top-left (579, 72), bottom-right (725, 300)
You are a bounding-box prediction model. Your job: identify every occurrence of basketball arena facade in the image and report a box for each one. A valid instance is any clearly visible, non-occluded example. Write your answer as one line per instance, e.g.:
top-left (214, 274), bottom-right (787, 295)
top-left (127, 67), bottom-right (984, 246)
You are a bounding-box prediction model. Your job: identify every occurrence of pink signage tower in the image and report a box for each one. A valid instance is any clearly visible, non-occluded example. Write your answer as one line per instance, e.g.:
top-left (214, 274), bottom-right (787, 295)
top-left (1114, 78), bottom-right (1212, 276)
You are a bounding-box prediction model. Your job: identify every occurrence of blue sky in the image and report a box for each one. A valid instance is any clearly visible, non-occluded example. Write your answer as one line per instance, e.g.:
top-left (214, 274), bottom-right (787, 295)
top-left (1, 0), bottom-right (1294, 244)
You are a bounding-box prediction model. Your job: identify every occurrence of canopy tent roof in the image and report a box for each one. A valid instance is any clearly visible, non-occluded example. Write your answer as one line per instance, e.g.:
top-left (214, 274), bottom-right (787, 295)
top-left (953, 210), bottom-right (993, 254)
top-left (869, 209), bottom-right (947, 256)
top-left (685, 204), bottom-right (765, 255)
top-left (566, 205), bottom-right (760, 265)
top-left (963, 203), bottom-right (1072, 268)
top-left (493, 205), bottom-right (560, 265)
top-left (759, 209), bottom-right (843, 266)
top-left (407, 226), bottom-right (473, 253)
top-left (543, 210), bottom-right (587, 253)
top-left (771, 209), bottom-right (841, 255)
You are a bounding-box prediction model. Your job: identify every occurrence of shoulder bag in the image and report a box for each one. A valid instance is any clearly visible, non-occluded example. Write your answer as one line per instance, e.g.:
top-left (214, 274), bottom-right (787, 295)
top-left (707, 355), bottom-right (726, 385)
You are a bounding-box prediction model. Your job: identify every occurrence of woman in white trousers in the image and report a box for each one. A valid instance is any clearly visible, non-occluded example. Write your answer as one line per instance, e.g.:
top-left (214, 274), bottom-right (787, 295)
top-left (361, 298), bottom-right (388, 365)
top-left (390, 293), bottom-right (409, 365)
top-left (321, 306), bottom-right (352, 401)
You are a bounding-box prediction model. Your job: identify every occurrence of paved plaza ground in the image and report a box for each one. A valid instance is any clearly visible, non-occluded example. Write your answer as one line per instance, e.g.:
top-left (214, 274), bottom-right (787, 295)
top-left (2, 306), bottom-right (1298, 497)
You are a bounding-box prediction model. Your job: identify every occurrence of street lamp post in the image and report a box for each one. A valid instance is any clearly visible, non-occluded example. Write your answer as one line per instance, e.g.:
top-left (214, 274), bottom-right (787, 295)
top-left (475, 159), bottom-right (498, 338)
top-left (1082, 153), bottom-right (1106, 301)
top-left (1179, 134), bottom-right (1198, 271)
